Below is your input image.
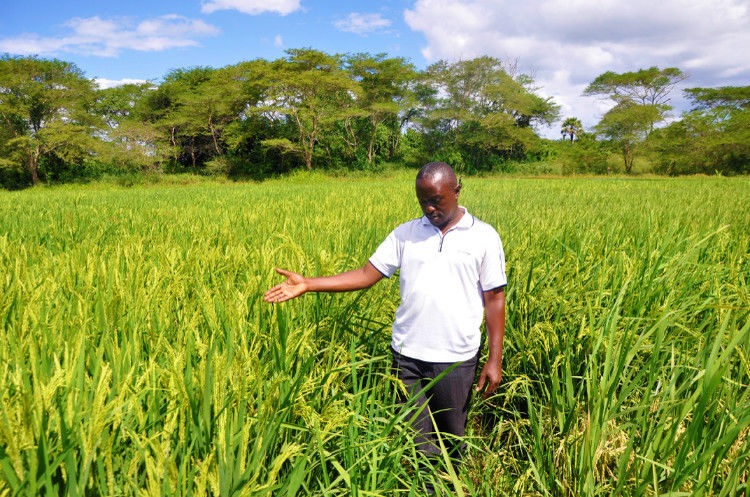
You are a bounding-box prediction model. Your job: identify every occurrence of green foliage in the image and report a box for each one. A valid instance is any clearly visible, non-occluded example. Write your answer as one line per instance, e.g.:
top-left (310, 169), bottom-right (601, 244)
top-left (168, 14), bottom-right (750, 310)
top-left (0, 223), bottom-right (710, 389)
top-left (649, 107), bottom-right (750, 175)
top-left (0, 177), bottom-right (748, 495)
top-left (684, 86), bottom-right (750, 111)
top-left (255, 49), bottom-right (360, 171)
top-left (398, 128), bottom-right (429, 168)
top-left (595, 102), bottom-right (662, 173)
top-left (584, 67), bottom-right (689, 174)
top-left (92, 82), bottom-right (161, 172)
top-left (583, 66), bottom-right (687, 106)
top-left (346, 53), bottom-right (416, 165)
top-left (3, 53), bottom-right (749, 184)
top-left (646, 85), bottom-right (750, 175)
top-left (561, 117), bottom-right (583, 142)
top-left (0, 55), bottom-right (101, 184)
top-left (560, 132), bottom-right (611, 174)
top-left (420, 57), bottom-right (560, 172)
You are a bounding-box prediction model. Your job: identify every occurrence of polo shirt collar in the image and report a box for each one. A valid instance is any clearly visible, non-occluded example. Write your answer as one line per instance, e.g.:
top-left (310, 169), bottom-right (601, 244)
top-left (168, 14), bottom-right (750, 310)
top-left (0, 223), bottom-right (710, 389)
top-left (420, 206), bottom-right (474, 230)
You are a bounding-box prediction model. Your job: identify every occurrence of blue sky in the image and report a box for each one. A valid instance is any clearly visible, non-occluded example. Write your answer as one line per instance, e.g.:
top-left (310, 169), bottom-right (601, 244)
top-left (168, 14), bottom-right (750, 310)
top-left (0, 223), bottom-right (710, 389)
top-left (0, 1), bottom-right (425, 82)
top-left (2, 0), bottom-right (749, 137)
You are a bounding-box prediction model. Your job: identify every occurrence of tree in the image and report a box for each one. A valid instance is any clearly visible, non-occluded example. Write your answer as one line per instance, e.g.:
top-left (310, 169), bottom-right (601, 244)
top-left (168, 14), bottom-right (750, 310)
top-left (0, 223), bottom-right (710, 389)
top-left (584, 67), bottom-right (688, 173)
top-left (595, 102), bottom-right (660, 173)
top-left (559, 132), bottom-right (610, 174)
top-left (94, 82), bottom-right (153, 129)
top-left (346, 53), bottom-right (416, 164)
top-left (93, 82), bottom-right (160, 169)
top-left (560, 117), bottom-right (583, 142)
top-left (179, 66), bottom-right (246, 159)
top-left (683, 86), bottom-right (750, 112)
top-left (584, 67), bottom-right (687, 107)
top-left (584, 67), bottom-right (686, 135)
top-left (155, 67), bottom-right (217, 169)
top-left (649, 85), bottom-right (750, 174)
top-left (0, 56), bottom-right (100, 184)
top-left (254, 49), bottom-right (360, 170)
top-left (422, 56), bottom-right (559, 170)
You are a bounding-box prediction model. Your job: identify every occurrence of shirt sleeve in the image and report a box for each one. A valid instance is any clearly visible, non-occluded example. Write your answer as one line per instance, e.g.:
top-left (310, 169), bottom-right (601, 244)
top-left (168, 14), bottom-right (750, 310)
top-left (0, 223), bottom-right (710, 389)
top-left (479, 227), bottom-right (507, 291)
top-left (368, 226), bottom-right (403, 278)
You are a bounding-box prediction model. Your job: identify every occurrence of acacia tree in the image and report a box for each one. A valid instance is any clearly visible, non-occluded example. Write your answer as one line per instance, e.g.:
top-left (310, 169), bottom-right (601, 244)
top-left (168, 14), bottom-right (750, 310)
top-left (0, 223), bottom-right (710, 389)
top-left (684, 86), bottom-right (750, 112)
top-left (595, 102), bottom-right (660, 173)
top-left (423, 56), bottom-right (559, 169)
top-left (561, 117), bottom-right (583, 142)
top-left (584, 67), bottom-right (688, 107)
top-left (256, 49), bottom-right (360, 170)
top-left (650, 86), bottom-right (750, 174)
top-left (178, 66), bottom-right (246, 161)
top-left (584, 67), bottom-right (687, 172)
top-left (584, 66), bottom-right (686, 133)
top-left (156, 67), bottom-right (216, 169)
top-left (0, 56), bottom-right (99, 184)
top-left (346, 53), bottom-right (415, 164)
top-left (93, 82), bottom-right (160, 169)
top-left (131, 66), bottom-right (244, 170)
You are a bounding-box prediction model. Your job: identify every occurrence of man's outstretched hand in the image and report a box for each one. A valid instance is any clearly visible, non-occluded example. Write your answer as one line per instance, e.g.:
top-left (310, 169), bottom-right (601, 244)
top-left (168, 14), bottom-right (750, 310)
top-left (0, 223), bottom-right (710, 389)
top-left (264, 268), bottom-right (308, 303)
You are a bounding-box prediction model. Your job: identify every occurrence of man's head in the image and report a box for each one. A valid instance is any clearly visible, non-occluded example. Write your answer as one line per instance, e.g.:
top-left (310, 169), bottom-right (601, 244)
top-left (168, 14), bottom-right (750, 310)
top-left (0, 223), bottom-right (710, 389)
top-left (415, 162), bottom-right (461, 230)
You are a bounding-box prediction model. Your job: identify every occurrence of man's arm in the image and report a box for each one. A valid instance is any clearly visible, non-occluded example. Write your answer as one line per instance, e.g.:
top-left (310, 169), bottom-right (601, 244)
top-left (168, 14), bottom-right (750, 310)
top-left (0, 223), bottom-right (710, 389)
top-left (476, 287), bottom-right (506, 398)
top-left (263, 262), bottom-right (384, 303)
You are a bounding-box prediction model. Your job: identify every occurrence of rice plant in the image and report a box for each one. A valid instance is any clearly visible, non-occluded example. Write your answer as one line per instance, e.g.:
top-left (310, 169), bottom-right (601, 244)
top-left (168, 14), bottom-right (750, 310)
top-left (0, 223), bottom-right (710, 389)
top-left (0, 174), bottom-right (748, 495)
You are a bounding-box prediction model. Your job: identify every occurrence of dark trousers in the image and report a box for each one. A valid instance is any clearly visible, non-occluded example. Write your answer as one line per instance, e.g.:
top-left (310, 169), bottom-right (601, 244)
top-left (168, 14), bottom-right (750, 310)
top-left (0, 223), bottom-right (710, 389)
top-left (391, 348), bottom-right (479, 458)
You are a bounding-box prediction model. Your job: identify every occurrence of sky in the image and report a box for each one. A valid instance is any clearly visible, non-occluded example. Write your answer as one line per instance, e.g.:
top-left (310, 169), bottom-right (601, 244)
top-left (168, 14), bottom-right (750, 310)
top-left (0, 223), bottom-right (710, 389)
top-left (1, 0), bottom-right (749, 138)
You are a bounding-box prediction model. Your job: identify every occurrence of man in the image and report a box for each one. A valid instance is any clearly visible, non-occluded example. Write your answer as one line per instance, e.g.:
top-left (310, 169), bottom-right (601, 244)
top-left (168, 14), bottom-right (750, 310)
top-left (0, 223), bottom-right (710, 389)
top-left (264, 162), bottom-right (506, 465)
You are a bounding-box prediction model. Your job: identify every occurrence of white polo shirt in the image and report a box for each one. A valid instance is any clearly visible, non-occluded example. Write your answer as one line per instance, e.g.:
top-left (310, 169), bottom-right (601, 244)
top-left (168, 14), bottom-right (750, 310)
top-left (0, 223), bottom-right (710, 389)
top-left (369, 207), bottom-right (506, 362)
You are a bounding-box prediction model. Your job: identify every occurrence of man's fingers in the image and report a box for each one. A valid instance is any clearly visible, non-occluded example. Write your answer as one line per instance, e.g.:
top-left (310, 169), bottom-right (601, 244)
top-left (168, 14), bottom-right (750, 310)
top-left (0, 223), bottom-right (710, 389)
top-left (264, 284), bottom-right (282, 296)
top-left (263, 287), bottom-right (283, 301)
top-left (264, 287), bottom-right (286, 302)
top-left (475, 371), bottom-right (486, 393)
top-left (483, 374), bottom-right (502, 398)
top-left (484, 379), bottom-right (499, 398)
top-left (263, 291), bottom-right (279, 303)
top-left (275, 268), bottom-right (292, 277)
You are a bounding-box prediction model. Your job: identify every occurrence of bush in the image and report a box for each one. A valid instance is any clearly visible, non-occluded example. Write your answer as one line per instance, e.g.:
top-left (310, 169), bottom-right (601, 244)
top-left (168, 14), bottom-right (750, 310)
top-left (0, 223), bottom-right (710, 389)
top-left (560, 133), bottom-right (610, 174)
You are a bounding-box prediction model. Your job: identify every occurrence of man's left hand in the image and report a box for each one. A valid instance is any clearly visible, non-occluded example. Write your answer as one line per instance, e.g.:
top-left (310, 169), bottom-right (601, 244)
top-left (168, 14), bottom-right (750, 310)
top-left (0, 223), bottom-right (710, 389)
top-left (475, 360), bottom-right (502, 399)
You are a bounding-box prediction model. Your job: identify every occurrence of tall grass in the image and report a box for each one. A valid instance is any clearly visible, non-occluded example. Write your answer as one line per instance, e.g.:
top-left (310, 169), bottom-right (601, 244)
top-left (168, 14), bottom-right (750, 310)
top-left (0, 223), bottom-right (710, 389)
top-left (0, 176), bottom-right (748, 495)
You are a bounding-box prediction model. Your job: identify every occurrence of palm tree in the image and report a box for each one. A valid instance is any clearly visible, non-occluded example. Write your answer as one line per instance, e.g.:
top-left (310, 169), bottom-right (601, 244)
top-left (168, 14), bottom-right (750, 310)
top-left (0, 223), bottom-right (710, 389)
top-left (561, 117), bottom-right (583, 142)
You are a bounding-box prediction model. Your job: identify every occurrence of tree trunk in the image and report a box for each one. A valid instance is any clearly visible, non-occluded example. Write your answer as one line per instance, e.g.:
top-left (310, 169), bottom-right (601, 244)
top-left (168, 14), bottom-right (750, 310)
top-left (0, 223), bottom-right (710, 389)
top-left (623, 144), bottom-right (633, 174)
top-left (209, 119), bottom-right (221, 155)
top-left (368, 135), bottom-right (375, 165)
top-left (367, 115), bottom-right (379, 165)
top-left (171, 127), bottom-right (179, 162)
top-left (305, 117), bottom-right (318, 170)
top-left (343, 120), bottom-right (357, 157)
top-left (28, 152), bottom-right (39, 185)
top-left (390, 125), bottom-right (401, 160)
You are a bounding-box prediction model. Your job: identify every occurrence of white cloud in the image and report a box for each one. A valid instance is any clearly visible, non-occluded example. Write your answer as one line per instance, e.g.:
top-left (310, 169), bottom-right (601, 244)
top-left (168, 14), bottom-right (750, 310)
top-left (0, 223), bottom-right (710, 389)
top-left (0, 15), bottom-right (219, 57)
top-left (94, 78), bottom-right (150, 89)
top-left (334, 13), bottom-right (392, 34)
top-left (404, 0), bottom-right (750, 135)
top-left (274, 34), bottom-right (284, 47)
top-left (201, 0), bottom-right (301, 15)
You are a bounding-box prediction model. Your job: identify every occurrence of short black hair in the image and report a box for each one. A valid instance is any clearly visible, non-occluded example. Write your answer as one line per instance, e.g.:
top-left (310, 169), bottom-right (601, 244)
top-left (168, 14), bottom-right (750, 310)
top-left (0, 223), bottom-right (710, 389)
top-left (416, 162), bottom-right (457, 185)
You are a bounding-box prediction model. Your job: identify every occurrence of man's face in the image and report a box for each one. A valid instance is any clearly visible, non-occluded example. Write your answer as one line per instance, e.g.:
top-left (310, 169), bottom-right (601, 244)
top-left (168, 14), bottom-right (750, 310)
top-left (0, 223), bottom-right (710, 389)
top-left (415, 175), bottom-right (460, 229)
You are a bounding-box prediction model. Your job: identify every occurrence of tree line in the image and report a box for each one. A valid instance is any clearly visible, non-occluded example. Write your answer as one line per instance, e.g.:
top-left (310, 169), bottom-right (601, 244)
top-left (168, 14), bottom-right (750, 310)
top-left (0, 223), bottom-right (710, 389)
top-left (562, 67), bottom-right (749, 175)
top-left (0, 50), bottom-right (747, 187)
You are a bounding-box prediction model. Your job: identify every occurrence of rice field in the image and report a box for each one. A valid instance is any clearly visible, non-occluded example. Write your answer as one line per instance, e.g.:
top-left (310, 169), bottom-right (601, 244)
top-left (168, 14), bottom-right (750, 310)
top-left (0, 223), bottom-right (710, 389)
top-left (0, 173), bottom-right (748, 496)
